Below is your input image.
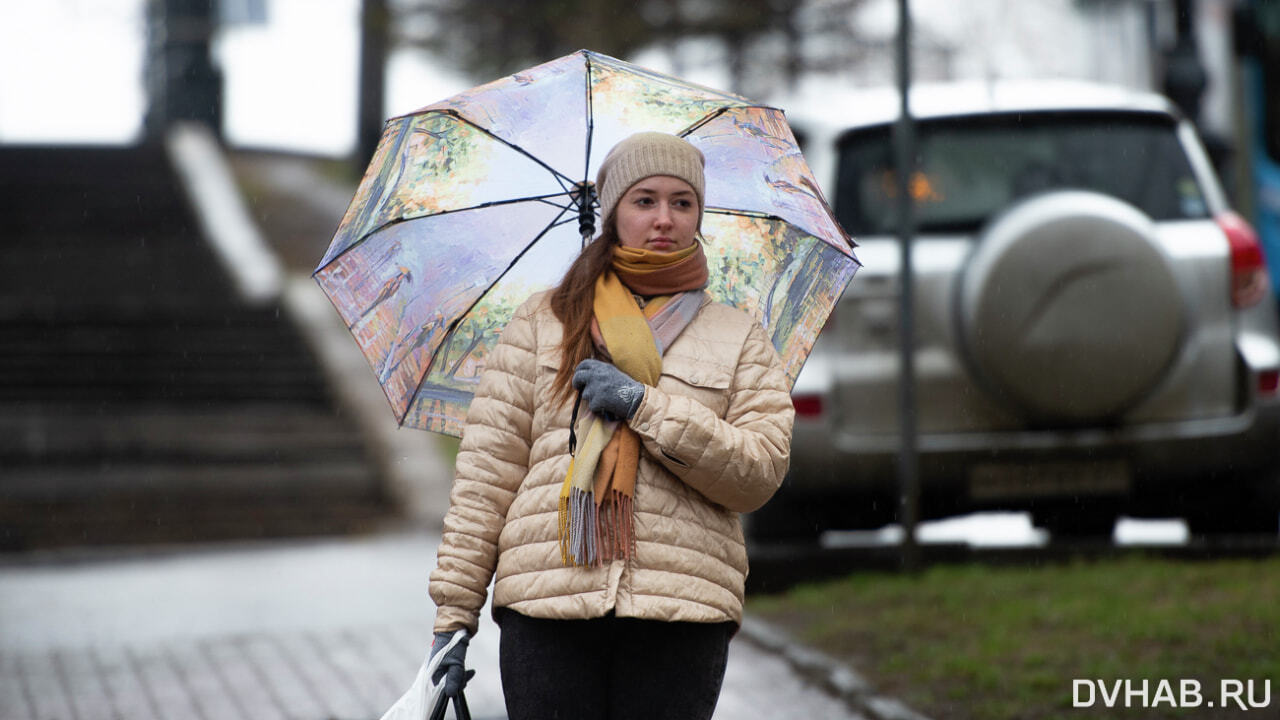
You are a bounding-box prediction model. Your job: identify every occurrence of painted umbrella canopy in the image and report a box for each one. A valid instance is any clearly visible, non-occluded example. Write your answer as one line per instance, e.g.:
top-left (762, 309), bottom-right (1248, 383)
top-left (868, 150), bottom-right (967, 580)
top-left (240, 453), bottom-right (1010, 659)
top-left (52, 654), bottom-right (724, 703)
top-left (314, 49), bottom-right (860, 436)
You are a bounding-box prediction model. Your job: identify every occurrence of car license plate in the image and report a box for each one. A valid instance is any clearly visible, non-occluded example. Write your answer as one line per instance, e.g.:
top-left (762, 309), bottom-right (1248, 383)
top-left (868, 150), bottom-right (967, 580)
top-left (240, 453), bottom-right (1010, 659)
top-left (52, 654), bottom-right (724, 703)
top-left (968, 460), bottom-right (1130, 501)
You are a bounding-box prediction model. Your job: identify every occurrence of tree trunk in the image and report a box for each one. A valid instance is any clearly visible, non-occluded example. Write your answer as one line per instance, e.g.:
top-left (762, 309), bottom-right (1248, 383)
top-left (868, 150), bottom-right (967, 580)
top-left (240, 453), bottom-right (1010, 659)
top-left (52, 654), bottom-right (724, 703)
top-left (725, 30), bottom-right (746, 95)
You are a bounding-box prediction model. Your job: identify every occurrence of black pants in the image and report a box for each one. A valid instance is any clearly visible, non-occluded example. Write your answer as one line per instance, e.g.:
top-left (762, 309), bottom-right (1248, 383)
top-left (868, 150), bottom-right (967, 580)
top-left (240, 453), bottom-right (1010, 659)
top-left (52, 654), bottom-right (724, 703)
top-left (495, 608), bottom-right (735, 720)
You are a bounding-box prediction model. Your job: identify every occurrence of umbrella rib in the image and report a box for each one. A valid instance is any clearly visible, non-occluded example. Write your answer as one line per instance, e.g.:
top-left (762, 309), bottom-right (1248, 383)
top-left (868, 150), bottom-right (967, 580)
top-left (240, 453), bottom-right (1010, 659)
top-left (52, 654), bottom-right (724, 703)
top-left (674, 103), bottom-right (782, 140)
top-left (705, 208), bottom-right (860, 257)
top-left (547, 215), bottom-right (585, 230)
top-left (583, 51), bottom-right (596, 190)
top-left (397, 203), bottom-right (575, 427)
top-left (706, 207), bottom-right (773, 218)
top-left (403, 192), bottom-right (576, 218)
top-left (678, 106), bottom-right (739, 137)
top-left (435, 109), bottom-right (579, 192)
top-left (536, 197), bottom-right (578, 212)
top-left (313, 193), bottom-right (578, 277)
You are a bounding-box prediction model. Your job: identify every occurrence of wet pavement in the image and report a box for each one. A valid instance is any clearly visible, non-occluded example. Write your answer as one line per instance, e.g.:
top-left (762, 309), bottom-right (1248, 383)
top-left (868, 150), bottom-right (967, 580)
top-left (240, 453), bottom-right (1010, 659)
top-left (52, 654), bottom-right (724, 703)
top-left (0, 530), bottom-right (865, 720)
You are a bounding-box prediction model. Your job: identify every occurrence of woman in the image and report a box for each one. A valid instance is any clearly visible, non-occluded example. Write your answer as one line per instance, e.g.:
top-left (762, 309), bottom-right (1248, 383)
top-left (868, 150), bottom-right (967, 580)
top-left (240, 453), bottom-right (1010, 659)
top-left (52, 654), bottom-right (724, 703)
top-left (427, 131), bottom-right (795, 720)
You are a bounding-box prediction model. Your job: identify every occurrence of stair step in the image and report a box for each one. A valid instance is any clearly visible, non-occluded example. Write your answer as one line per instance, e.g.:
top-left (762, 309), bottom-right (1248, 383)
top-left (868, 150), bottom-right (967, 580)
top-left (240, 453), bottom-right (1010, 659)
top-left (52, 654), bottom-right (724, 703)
top-left (0, 404), bottom-right (366, 463)
top-left (0, 319), bottom-right (322, 354)
top-left (0, 459), bottom-right (380, 503)
top-left (0, 348), bottom-right (325, 364)
top-left (0, 389), bottom-right (330, 406)
top-left (0, 145), bottom-right (201, 237)
top-left (0, 498), bottom-right (392, 551)
top-left (0, 309), bottom-right (339, 405)
top-left (0, 366), bottom-right (329, 382)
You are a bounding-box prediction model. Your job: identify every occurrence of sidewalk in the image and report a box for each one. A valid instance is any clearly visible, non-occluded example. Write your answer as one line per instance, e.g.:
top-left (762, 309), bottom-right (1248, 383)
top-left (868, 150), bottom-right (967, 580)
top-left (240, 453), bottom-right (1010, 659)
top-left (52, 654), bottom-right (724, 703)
top-left (0, 532), bottom-right (476, 720)
top-left (0, 530), bottom-right (864, 720)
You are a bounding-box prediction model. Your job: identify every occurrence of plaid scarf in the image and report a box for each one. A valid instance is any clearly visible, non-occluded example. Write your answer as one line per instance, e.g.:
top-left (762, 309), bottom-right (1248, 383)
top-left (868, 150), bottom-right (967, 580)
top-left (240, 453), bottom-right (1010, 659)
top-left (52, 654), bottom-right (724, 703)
top-left (558, 242), bottom-right (708, 567)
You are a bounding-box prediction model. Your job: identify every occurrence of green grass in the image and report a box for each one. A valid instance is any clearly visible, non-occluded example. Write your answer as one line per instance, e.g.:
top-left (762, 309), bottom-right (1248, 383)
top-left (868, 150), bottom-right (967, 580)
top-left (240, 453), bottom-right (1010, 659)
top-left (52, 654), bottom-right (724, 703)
top-left (436, 434), bottom-right (461, 466)
top-left (748, 556), bottom-right (1280, 719)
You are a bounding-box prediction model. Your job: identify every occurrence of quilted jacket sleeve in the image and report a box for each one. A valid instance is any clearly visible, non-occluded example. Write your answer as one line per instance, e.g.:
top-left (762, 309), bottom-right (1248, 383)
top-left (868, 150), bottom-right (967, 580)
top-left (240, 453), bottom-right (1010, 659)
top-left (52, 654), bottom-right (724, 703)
top-left (629, 318), bottom-right (794, 513)
top-left (429, 300), bottom-right (538, 635)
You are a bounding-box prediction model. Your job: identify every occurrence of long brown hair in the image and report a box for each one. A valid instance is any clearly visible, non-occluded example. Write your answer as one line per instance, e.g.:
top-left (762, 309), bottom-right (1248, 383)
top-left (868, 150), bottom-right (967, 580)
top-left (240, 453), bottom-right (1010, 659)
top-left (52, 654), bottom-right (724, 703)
top-left (548, 221), bottom-right (618, 406)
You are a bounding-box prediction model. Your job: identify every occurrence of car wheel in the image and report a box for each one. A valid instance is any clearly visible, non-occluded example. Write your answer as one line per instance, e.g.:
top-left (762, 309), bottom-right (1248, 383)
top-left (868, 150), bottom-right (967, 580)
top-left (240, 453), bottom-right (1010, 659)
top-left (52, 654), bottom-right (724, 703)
top-left (1032, 507), bottom-right (1117, 542)
top-left (957, 190), bottom-right (1187, 424)
top-left (744, 495), bottom-right (827, 545)
top-left (1185, 489), bottom-right (1280, 539)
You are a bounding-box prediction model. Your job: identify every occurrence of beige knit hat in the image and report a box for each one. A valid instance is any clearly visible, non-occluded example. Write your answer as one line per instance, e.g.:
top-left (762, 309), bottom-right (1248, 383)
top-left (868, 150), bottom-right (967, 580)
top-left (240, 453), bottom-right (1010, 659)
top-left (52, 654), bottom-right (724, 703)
top-left (595, 132), bottom-right (706, 227)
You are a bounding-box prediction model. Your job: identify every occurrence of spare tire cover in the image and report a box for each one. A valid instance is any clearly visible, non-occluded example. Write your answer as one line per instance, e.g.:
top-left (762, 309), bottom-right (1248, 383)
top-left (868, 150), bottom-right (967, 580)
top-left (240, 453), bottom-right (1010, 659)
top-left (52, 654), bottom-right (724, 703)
top-left (957, 190), bottom-right (1186, 423)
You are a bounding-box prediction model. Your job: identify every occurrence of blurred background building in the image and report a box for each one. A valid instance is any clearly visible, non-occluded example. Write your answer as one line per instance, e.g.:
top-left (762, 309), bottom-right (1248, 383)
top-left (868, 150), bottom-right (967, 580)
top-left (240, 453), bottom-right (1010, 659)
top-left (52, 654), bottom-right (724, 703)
top-left (0, 0), bottom-right (1244, 155)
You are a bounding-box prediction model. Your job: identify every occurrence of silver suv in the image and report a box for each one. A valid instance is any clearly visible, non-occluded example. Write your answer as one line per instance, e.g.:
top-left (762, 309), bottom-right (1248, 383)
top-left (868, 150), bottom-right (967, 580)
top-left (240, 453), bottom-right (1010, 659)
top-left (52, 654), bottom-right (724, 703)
top-left (758, 81), bottom-right (1280, 542)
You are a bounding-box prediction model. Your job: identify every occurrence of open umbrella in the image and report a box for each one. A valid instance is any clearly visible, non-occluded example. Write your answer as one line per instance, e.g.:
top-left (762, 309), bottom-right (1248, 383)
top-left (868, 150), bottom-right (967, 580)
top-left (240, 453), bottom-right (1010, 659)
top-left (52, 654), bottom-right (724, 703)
top-left (315, 49), bottom-right (859, 436)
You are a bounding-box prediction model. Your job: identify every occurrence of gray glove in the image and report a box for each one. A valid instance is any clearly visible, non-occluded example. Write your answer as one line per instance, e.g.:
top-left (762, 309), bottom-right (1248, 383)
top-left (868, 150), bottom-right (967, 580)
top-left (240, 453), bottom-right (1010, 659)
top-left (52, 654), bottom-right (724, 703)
top-left (430, 630), bottom-right (473, 699)
top-left (573, 359), bottom-right (645, 422)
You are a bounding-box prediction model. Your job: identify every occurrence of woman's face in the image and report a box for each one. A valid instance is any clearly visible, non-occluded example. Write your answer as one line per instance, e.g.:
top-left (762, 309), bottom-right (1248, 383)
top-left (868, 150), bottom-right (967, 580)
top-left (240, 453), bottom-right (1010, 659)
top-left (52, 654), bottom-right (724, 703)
top-left (614, 175), bottom-right (699, 253)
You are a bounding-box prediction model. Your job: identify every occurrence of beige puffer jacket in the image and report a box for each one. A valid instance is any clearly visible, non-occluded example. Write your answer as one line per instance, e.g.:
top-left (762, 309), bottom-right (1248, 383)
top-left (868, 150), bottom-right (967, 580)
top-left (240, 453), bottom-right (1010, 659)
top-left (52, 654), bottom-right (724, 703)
top-left (429, 290), bottom-right (794, 635)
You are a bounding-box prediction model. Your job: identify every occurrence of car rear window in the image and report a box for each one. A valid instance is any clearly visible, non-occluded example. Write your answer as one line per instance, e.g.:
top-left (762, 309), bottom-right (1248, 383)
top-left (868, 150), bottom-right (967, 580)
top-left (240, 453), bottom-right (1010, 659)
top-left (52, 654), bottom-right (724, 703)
top-left (833, 112), bottom-right (1209, 235)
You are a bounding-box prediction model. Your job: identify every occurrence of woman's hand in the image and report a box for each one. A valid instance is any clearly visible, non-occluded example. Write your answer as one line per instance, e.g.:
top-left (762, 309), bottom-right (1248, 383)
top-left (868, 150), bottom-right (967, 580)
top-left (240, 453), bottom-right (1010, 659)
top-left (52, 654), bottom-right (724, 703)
top-left (430, 630), bottom-right (474, 698)
top-left (573, 359), bottom-right (645, 422)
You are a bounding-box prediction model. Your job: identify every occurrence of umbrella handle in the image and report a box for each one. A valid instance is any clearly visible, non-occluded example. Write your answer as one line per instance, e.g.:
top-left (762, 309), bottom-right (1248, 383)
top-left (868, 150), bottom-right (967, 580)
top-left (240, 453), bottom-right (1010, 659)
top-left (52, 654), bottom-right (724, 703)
top-left (568, 388), bottom-right (583, 457)
top-left (428, 690), bottom-right (471, 720)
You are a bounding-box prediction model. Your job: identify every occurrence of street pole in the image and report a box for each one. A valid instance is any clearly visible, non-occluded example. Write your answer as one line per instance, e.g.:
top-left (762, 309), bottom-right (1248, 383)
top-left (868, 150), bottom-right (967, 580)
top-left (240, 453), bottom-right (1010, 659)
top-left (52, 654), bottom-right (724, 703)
top-left (894, 0), bottom-right (920, 573)
top-left (144, 0), bottom-right (223, 140)
top-left (358, 0), bottom-right (390, 165)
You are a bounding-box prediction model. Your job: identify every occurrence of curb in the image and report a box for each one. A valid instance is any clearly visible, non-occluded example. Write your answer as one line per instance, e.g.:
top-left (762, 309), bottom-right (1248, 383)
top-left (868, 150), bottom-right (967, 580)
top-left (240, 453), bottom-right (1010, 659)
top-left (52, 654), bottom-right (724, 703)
top-left (738, 616), bottom-right (934, 720)
top-left (165, 122), bottom-right (283, 304)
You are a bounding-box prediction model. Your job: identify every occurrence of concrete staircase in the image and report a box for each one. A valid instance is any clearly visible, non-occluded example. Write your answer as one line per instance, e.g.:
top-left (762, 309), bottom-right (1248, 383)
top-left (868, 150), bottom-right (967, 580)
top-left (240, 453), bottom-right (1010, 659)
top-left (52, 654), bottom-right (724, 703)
top-left (0, 144), bottom-right (389, 549)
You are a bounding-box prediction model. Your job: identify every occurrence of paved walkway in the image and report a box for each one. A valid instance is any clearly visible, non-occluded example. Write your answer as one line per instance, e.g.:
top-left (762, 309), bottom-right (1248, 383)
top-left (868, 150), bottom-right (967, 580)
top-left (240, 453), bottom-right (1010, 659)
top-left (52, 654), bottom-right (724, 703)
top-left (0, 530), bottom-right (864, 720)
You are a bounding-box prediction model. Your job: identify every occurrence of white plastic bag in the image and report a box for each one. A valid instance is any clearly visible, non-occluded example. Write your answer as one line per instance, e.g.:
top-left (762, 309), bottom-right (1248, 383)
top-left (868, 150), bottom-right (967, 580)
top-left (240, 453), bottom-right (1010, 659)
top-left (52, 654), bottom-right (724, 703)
top-left (379, 629), bottom-right (469, 720)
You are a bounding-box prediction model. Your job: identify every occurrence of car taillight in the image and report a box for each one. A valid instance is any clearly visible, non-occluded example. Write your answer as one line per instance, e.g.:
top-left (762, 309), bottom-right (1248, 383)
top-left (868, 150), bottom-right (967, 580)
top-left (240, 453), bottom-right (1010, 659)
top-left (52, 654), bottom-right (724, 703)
top-left (1217, 211), bottom-right (1271, 308)
top-left (1260, 369), bottom-right (1279, 397)
top-left (820, 305), bottom-right (837, 335)
top-left (792, 394), bottom-right (824, 417)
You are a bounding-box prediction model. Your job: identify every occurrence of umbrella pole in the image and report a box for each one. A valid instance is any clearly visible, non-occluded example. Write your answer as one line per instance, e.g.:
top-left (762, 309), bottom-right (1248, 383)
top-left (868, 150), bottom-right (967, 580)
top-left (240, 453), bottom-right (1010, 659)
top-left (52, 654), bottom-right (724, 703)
top-left (577, 180), bottom-right (597, 249)
top-left (894, 0), bottom-right (921, 574)
top-left (566, 181), bottom-right (596, 454)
